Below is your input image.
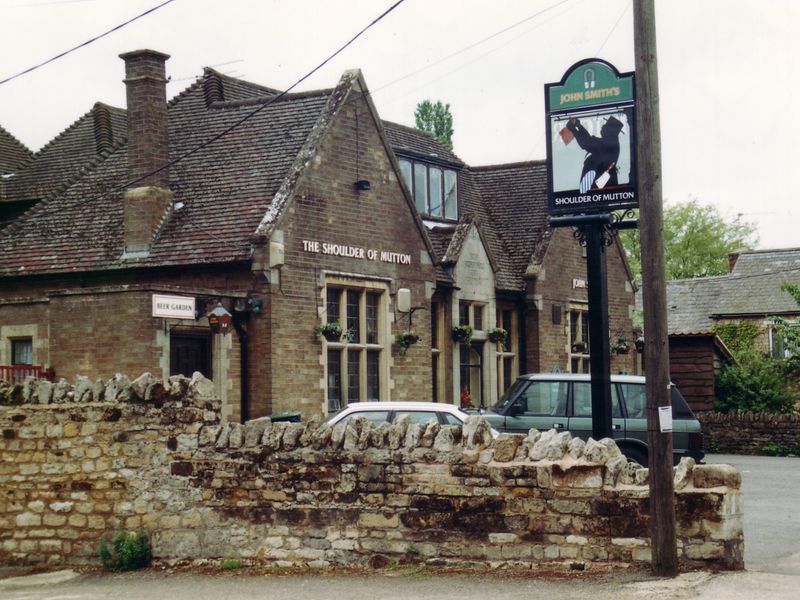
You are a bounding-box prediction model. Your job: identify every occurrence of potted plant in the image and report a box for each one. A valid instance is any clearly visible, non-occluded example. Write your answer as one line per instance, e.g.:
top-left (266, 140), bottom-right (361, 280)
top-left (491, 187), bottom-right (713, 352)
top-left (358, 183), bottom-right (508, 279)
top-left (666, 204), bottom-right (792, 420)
top-left (613, 337), bottom-right (630, 354)
top-left (452, 324), bottom-right (473, 348)
top-left (488, 327), bottom-right (508, 348)
top-left (395, 330), bottom-right (420, 356)
top-left (571, 339), bottom-right (588, 353)
top-left (314, 320), bottom-right (343, 342)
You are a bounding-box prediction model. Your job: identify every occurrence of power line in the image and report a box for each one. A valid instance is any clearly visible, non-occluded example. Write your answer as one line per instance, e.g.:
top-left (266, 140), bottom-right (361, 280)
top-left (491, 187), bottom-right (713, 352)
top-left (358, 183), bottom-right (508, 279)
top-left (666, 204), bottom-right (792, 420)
top-left (370, 0), bottom-right (573, 96)
top-left (595, 0), bottom-right (630, 56)
top-left (7, 0), bottom-right (407, 228)
top-left (0, 0), bottom-right (177, 86)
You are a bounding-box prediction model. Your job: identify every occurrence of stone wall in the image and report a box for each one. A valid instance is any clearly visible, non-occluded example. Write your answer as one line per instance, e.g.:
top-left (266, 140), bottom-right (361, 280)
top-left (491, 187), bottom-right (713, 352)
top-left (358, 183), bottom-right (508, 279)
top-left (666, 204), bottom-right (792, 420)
top-left (1, 374), bottom-right (743, 570)
top-left (699, 411), bottom-right (800, 455)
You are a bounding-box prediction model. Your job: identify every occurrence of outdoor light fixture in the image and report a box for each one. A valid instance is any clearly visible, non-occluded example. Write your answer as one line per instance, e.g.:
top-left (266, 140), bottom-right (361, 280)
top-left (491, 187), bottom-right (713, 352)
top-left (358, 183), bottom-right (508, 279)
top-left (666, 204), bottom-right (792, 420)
top-left (354, 179), bottom-right (371, 191)
top-left (208, 303), bottom-right (232, 334)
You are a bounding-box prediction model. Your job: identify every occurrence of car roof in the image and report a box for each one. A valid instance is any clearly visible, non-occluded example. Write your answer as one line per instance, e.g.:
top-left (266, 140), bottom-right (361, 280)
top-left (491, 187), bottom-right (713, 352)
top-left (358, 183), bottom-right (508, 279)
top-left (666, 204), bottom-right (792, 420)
top-left (338, 402), bottom-right (464, 413)
top-left (518, 373), bottom-right (647, 384)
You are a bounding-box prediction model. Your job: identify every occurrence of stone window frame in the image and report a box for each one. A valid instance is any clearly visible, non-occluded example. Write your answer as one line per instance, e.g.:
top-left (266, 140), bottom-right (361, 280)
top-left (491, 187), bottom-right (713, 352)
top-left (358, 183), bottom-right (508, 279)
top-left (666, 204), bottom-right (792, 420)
top-left (322, 276), bottom-right (390, 412)
top-left (1, 324), bottom-right (40, 367)
top-left (398, 157), bottom-right (458, 221)
top-left (568, 302), bottom-right (590, 373)
top-left (496, 306), bottom-right (518, 397)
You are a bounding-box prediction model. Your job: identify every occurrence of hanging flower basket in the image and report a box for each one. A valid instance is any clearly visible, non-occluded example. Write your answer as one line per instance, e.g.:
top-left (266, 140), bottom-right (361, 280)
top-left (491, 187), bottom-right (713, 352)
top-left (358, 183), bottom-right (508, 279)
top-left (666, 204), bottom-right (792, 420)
top-left (571, 340), bottom-right (588, 353)
top-left (613, 338), bottom-right (631, 355)
top-left (452, 324), bottom-right (473, 348)
top-left (314, 321), bottom-right (343, 342)
top-left (396, 330), bottom-right (420, 356)
top-left (488, 327), bottom-right (508, 346)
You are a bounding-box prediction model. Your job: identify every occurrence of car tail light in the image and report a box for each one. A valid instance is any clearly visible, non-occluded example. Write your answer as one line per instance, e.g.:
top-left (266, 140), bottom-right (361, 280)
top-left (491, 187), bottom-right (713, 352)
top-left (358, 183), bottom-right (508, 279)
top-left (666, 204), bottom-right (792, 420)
top-left (689, 432), bottom-right (703, 451)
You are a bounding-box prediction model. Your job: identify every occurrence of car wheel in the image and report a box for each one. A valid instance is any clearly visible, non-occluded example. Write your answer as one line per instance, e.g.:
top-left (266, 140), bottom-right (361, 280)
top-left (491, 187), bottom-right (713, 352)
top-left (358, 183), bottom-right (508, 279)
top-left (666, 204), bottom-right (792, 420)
top-left (622, 446), bottom-right (647, 466)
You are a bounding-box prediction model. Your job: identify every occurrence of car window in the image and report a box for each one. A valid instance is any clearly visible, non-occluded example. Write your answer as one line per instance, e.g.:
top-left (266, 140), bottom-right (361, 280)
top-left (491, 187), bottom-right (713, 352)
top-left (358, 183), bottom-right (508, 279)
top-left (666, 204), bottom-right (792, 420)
top-left (338, 410), bottom-right (390, 426)
top-left (618, 383), bottom-right (645, 418)
top-left (514, 381), bottom-right (568, 416)
top-left (395, 411), bottom-right (441, 425)
top-left (441, 413), bottom-right (464, 426)
top-left (572, 382), bottom-right (622, 418)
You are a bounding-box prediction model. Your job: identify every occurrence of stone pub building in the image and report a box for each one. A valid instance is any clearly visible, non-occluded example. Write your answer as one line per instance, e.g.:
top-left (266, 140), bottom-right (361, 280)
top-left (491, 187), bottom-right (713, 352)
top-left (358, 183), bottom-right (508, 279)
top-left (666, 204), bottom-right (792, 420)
top-left (0, 49), bottom-right (637, 422)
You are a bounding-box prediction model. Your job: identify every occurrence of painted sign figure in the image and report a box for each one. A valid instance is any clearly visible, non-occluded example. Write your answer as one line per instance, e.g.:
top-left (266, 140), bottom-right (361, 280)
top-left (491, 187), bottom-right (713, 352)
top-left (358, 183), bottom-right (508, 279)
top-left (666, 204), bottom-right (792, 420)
top-left (566, 116), bottom-right (624, 193)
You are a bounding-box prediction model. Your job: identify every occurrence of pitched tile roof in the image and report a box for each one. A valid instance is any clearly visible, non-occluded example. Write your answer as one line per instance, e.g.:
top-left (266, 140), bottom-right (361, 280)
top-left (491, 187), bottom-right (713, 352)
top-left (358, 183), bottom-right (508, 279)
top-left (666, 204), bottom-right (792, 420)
top-left (0, 72), bottom-right (333, 276)
top-left (716, 248), bottom-right (800, 316)
top-left (665, 248), bottom-right (800, 334)
top-left (0, 125), bottom-right (33, 175)
top-left (471, 161), bottom-right (550, 289)
top-left (4, 103), bottom-right (127, 204)
top-left (665, 276), bottom-right (728, 334)
top-left (381, 121), bottom-right (463, 166)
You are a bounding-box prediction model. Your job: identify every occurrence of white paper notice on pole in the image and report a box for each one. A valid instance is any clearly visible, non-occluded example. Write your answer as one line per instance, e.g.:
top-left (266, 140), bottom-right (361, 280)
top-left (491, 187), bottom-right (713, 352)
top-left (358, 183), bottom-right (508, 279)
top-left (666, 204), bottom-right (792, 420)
top-left (658, 406), bottom-right (673, 433)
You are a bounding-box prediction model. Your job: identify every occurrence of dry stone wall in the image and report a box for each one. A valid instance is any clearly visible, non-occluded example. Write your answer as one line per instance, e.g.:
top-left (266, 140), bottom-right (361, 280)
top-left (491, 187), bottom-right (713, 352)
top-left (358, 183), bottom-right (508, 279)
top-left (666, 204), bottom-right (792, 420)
top-left (0, 374), bottom-right (744, 570)
top-left (699, 412), bottom-right (800, 455)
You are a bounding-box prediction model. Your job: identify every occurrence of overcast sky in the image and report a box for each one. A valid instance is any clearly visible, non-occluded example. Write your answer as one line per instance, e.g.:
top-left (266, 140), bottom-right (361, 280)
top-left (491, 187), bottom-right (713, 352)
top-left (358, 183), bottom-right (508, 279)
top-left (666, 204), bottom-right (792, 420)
top-left (0, 0), bottom-right (796, 250)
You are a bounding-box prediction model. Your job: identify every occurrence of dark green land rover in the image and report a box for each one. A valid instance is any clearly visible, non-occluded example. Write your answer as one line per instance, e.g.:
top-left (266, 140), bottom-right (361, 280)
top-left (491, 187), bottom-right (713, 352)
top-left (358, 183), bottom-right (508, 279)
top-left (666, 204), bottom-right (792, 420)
top-left (479, 373), bottom-right (704, 465)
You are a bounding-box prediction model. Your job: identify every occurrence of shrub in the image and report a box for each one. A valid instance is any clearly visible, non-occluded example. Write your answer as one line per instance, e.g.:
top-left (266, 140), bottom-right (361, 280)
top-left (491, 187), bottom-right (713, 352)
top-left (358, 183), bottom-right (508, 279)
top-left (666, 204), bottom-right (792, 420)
top-left (98, 530), bottom-right (152, 571)
top-left (221, 558), bottom-right (244, 570)
top-left (715, 350), bottom-right (798, 413)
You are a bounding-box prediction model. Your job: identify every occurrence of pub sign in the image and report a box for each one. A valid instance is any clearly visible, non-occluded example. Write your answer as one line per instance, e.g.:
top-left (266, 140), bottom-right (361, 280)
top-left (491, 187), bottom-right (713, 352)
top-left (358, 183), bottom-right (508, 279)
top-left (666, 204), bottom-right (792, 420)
top-left (545, 58), bottom-right (637, 216)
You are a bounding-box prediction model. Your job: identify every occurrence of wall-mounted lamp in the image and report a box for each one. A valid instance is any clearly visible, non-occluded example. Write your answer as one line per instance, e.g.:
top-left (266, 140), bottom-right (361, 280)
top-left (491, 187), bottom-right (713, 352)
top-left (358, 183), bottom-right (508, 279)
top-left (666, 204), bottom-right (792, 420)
top-left (354, 179), bottom-right (371, 191)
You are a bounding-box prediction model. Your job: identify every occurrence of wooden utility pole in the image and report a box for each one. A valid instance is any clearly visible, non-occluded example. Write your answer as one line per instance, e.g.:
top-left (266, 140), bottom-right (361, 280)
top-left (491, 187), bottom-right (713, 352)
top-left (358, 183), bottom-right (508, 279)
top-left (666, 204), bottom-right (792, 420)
top-left (633, 0), bottom-right (678, 575)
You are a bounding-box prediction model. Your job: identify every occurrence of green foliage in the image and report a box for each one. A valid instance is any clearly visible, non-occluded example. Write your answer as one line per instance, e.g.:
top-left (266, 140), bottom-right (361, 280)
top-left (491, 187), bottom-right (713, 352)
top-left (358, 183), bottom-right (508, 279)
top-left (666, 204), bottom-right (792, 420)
top-left (221, 558), bottom-right (244, 570)
top-left (414, 99), bottom-right (454, 150)
top-left (760, 438), bottom-right (800, 457)
top-left (618, 200), bottom-right (758, 282)
top-left (98, 530), bottom-right (152, 571)
top-left (395, 330), bottom-right (420, 356)
top-left (715, 350), bottom-right (798, 413)
top-left (452, 324), bottom-right (473, 348)
top-left (769, 282), bottom-right (800, 359)
top-left (712, 321), bottom-right (761, 357)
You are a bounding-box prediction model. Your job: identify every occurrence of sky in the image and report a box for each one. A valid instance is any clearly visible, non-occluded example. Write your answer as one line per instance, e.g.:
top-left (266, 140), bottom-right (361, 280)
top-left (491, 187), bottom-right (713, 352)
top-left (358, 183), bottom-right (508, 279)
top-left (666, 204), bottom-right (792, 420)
top-left (0, 0), bottom-right (796, 250)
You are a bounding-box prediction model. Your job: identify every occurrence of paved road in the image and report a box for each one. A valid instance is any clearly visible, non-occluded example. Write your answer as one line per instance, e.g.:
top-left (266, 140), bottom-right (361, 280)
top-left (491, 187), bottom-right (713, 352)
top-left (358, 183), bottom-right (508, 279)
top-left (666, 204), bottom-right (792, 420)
top-left (706, 454), bottom-right (800, 572)
top-left (2, 455), bottom-right (798, 599)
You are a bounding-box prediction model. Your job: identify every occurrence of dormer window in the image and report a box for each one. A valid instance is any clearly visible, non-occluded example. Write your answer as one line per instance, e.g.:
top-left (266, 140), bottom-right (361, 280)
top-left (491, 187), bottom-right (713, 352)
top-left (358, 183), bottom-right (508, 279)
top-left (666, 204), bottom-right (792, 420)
top-left (399, 158), bottom-right (457, 221)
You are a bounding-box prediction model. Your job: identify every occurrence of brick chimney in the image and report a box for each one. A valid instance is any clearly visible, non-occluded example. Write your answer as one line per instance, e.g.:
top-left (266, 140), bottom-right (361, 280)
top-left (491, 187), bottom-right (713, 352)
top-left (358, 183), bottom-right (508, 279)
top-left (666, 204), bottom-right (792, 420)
top-left (119, 49), bottom-right (173, 257)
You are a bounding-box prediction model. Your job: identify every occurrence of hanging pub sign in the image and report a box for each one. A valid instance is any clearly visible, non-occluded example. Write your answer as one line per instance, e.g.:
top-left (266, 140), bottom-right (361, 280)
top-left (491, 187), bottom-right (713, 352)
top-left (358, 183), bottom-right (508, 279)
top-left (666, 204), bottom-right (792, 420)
top-left (545, 58), bottom-right (637, 216)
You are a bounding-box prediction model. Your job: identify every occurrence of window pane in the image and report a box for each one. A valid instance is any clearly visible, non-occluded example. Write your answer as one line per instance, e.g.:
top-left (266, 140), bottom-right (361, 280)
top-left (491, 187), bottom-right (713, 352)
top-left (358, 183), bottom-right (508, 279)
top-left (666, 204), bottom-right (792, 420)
top-left (367, 350), bottom-right (380, 401)
top-left (429, 167), bottom-right (443, 217)
top-left (573, 383), bottom-right (592, 417)
top-left (473, 305), bottom-right (483, 330)
top-left (346, 290), bottom-right (360, 342)
top-left (502, 309), bottom-right (513, 352)
top-left (444, 170), bottom-right (457, 220)
top-left (341, 411), bottom-right (389, 425)
top-left (347, 349), bottom-right (360, 402)
top-left (413, 163), bottom-right (428, 214)
top-left (620, 383), bottom-right (646, 418)
top-left (396, 411), bottom-right (439, 425)
top-left (399, 159), bottom-right (412, 191)
top-left (459, 301), bottom-right (469, 326)
top-left (517, 381), bottom-right (567, 416)
top-left (366, 292), bottom-right (379, 344)
top-left (431, 354), bottom-right (439, 402)
top-left (327, 289), bottom-right (341, 324)
top-left (12, 339), bottom-right (33, 365)
top-left (442, 413), bottom-right (463, 425)
top-left (430, 302), bottom-right (439, 349)
top-left (502, 357), bottom-right (513, 394)
top-left (327, 349), bottom-right (342, 412)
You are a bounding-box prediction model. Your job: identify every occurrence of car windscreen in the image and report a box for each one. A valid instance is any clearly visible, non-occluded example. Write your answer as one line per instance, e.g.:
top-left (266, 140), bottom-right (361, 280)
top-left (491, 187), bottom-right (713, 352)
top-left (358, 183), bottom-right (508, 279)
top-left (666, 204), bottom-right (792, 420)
top-left (492, 378), bottom-right (529, 411)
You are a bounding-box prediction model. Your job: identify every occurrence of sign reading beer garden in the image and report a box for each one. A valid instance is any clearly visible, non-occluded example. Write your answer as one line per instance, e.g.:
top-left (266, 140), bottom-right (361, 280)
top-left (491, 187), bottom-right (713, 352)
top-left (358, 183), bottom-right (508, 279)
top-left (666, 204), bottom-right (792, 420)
top-left (545, 58), bottom-right (638, 216)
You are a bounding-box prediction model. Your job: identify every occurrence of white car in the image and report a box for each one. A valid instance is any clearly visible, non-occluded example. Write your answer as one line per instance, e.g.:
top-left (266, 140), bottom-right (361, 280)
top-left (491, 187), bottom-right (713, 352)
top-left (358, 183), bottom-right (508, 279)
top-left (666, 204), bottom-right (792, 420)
top-left (328, 401), bottom-right (492, 432)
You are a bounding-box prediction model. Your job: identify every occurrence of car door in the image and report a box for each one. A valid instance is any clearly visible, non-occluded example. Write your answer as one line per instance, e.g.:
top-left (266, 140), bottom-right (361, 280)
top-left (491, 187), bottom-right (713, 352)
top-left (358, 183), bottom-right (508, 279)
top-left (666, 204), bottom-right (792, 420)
top-left (618, 382), bottom-right (647, 446)
top-left (567, 381), bottom-right (625, 442)
top-left (502, 379), bottom-right (569, 434)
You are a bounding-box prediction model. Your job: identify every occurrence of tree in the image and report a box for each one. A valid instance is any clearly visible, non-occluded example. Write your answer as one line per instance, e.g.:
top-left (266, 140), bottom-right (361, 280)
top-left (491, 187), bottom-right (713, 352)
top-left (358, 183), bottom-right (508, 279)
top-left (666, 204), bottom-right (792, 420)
top-left (619, 199), bottom-right (758, 281)
top-left (414, 100), bottom-right (454, 151)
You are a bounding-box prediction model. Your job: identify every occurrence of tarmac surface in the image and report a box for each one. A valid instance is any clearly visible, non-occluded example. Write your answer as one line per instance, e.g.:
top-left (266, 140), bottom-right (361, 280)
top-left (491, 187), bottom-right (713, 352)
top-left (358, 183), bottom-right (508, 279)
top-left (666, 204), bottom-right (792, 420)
top-left (1, 454), bottom-right (798, 599)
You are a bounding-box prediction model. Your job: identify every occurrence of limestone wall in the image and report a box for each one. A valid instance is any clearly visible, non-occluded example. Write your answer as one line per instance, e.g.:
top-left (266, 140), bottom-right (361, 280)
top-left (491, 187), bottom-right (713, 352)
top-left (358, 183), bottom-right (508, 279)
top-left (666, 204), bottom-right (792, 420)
top-left (0, 374), bottom-right (744, 570)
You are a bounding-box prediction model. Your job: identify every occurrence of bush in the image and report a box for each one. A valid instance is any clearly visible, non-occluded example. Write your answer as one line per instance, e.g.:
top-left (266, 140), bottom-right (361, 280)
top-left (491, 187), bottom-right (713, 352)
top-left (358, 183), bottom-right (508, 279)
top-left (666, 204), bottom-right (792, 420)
top-left (221, 558), bottom-right (244, 570)
top-left (715, 351), bottom-right (798, 413)
top-left (98, 530), bottom-right (152, 571)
